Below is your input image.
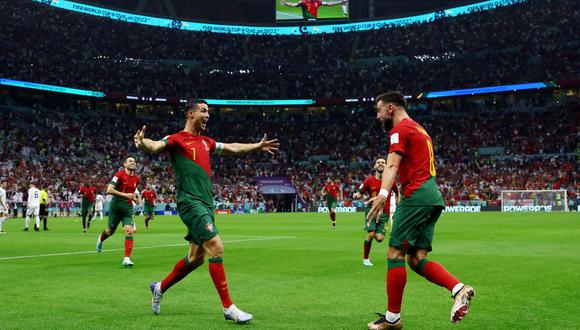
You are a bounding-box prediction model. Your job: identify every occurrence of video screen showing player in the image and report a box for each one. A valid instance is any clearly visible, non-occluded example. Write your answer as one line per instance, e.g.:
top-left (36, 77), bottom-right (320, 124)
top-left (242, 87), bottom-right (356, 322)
top-left (276, 0), bottom-right (349, 21)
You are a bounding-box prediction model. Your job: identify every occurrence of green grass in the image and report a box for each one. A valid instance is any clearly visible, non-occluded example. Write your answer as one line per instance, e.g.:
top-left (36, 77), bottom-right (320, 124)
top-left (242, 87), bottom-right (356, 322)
top-left (276, 2), bottom-right (347, 20)
top-left (1, 212), bottom-right (579, 329)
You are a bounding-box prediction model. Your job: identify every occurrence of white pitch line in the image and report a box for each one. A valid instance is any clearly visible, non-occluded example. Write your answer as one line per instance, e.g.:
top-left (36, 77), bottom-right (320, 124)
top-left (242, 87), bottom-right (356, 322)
top-left (0, 236), bottom-right (296, 261)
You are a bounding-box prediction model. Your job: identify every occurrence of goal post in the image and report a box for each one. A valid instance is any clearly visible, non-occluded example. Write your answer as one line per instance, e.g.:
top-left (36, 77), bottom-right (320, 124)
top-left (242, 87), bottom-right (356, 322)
top-left (501, 189), bottom-right (569, 212)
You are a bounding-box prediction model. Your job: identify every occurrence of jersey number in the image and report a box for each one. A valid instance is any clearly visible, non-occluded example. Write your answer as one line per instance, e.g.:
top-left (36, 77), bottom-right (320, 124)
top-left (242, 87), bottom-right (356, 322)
top-left (191, 147), bottom-right (196, 160)
top-left (34, 192), bottom-right (39, 198)
top-left (426, 139), bottom-right (436, 176)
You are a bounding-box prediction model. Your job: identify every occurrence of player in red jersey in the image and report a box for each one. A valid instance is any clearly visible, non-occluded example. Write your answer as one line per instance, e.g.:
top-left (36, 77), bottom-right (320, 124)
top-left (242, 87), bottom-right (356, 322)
top-left (141, 185), bottom-right (157, 229)
top-left (79, 181), bottom-right (97, 232)
top-left (134, 99), bottom-right (279, 324)
top-left (322, 177), bottom-right (342, 229)
top-left (96, 156), bottom-right (140, 267)
top-left (353, 157), bottom-right (399, 267)
top-left (366, 92), bottom-right (474, 329)
top-left (280, 0), bottom-right (347, 20)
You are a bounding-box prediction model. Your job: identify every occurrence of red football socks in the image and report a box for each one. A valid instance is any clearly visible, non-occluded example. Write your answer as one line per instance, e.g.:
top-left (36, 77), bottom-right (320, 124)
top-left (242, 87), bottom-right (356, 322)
top-left (387, 259), bottom-right (407, 313)
top-left (363, 240), bottom-right (372, 259)
top-left (100, 230), bottom-right (109, 242)
top-left (124, 236), bottom-right (133, 257)
top-left (161, 257), bottom-right (199, 292)
top-left (416, 259), bottom-right (460, 292)
top-left (209, 257), bottom-right (233, 308)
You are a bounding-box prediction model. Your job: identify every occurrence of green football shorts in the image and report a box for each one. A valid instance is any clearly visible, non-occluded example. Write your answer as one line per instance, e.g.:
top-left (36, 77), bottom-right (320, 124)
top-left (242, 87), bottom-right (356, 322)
top-left (81, 202), bottom-right (94, 217)
top-left (326, 196), bottom-right (338, 209)
top-left (364, 208), bottom-right (388, 235)
top-left (108, 206), bottom-right (134, 230)
top-left (389, 205), bottom-right (443, 252)
top-left (144, 203), bottom-right (155, 216)
top-left (178, 203), bottom-right (219, 246)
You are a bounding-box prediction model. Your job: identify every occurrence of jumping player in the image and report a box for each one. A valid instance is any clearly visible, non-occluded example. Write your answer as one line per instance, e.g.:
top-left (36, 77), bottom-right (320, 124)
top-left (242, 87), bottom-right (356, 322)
top-left (96, 156), bottom-right (140, 267)
top-left (322, 177), bottom-right (341, 229)
top-left (353, 157), bottom-right (399, 267)
top-left (366, 92), bottom-right (474, 329)
top-left (134, 99), bottom-right (279, 324)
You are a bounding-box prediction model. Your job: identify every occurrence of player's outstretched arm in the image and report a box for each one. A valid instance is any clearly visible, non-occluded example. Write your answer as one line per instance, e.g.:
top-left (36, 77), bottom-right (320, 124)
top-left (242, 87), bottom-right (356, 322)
top-left (134, 125), bottom-right (166, 154)
top-left (220, 134), bottom-right (279, 156)
top-left (281, 0), bottom-right (300, 7)
top-left (322, 0), bottom-right (346, 6)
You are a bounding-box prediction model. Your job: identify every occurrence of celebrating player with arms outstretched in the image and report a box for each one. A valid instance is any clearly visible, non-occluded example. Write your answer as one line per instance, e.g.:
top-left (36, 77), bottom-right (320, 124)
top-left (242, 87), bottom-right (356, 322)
top-left (96, 156), bottom-right (140, 267)
top-left (281, 0), bottom-right (348, 19)
top-left (134, 99), bottom-right (279, 324)
top-left (353, 157), bottom-right (398, 267)
top-left (366, 92), bottom-right (474, 329)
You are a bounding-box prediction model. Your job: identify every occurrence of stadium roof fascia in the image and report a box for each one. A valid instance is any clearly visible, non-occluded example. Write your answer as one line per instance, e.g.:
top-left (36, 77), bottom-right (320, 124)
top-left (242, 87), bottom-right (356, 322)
top-left (32, 0), bottom-right (527, 36)
top-left (1, 77), bottom-right (557, 105)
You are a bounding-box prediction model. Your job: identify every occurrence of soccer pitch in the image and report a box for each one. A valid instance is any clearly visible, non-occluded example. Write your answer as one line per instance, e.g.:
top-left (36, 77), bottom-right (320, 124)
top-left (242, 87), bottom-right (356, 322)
top-left (276, 2), bottom-right (347, 20)
top-left (1, 212), bottom-right (579, 329)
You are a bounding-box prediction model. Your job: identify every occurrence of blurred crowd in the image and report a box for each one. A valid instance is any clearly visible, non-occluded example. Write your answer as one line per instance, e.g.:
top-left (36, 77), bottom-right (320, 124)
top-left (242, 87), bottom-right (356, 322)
top-left (1, 0), bottom-right (579, 99)
top-left (0, 92), bottom-right (577, 212)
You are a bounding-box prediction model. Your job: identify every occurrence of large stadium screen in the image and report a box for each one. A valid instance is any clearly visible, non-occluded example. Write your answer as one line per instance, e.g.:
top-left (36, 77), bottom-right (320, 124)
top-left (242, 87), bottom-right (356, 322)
top-left (276, 0), bottom-right (349, 21)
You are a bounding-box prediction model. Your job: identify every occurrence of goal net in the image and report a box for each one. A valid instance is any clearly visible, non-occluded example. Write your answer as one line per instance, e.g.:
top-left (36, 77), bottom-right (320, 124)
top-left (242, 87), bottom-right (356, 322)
top-left (501, 189), bottom-right (569, 212)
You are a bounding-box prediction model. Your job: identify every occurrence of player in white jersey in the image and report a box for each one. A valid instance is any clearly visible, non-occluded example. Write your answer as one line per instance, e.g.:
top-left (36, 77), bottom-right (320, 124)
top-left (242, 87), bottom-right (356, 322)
top-left (0, 181), bottom-right (8, 234)
top-left (388, 186), bottom-right (398, 231)
top-left (24, 183), bottom-right (41, 232)
top-left (93, 193), bottom-right (105, 221)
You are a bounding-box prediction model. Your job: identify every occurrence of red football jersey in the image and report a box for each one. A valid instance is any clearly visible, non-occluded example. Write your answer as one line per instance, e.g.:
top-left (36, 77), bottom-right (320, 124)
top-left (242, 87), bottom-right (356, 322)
top-left (359, 175), bottom-right (398, 214)
top-left (164, 131), bottom-right (219, 178)
top-left (389, 118), bottom-right (436, 198)
top-left (324, 182), bottom-right (341, 199)
top-left (299, 0), bottom-right (322, 18)
top-left (89, 186), bottom-right (97, 203)
top-left (142, 190), bottom-right (157, 205)
top-left (80, 185), bottom-right (96, 203)
top-left (109, 170), bottom-right (140, 206)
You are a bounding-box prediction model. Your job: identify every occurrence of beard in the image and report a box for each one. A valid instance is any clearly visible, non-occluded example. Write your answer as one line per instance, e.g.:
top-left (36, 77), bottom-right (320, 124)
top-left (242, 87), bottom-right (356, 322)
top-left (382, 118), bottom-right (393, 131)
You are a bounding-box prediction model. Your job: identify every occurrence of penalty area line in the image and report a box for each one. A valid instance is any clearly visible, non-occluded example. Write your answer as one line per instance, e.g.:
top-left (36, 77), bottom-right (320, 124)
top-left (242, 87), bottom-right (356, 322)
top-left (0, 235), bottom-right (296, 261)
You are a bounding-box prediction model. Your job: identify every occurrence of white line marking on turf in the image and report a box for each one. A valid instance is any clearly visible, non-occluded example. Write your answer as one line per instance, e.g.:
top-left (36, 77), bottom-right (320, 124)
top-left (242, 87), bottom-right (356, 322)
top-left (0, 236), bottom-right (296, 261)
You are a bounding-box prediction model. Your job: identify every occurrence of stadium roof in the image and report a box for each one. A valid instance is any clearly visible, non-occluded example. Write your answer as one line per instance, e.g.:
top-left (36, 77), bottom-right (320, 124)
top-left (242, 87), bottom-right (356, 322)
top-left (77, 0), bottom-right (484, 23)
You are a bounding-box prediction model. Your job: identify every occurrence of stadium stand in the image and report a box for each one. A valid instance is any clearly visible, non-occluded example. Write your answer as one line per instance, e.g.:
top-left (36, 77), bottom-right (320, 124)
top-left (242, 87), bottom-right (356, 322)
top-left (1, 0), bottom-right (578, 99)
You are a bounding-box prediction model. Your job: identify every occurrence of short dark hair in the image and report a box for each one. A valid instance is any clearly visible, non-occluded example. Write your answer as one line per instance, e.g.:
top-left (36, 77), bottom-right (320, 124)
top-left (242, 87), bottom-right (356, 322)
top-left (375, 156), bottom-right (387, 163)
top-left (376, 91), bottom-right (407, 109)
top-left (183, 99), bottom-right (208, 115)
top-left (123, 155), bottom-right (136, 163)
